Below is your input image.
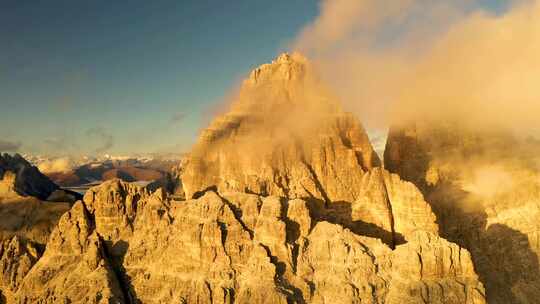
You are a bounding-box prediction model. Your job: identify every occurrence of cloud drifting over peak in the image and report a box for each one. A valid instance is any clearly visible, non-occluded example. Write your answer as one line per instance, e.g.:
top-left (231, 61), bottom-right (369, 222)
top-left (293, 0), bottom-right (417, 55)
top-left (293, 0), bottom-right (540, 136)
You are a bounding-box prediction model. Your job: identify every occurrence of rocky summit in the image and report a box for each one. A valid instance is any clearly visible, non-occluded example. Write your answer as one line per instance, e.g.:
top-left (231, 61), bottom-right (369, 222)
top-left (0, 55), bottom-right (495, 304)
top-left (181, 53), bottom-right (380, 203)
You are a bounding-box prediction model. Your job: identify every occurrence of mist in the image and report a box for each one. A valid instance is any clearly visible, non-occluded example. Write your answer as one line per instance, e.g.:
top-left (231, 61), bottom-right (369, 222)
top-left (37, 157), bottom-right (75, 174)
top-left (290, 0), bottom-right (540, 207)
top-left (293, 0), bottom-right (540, 136)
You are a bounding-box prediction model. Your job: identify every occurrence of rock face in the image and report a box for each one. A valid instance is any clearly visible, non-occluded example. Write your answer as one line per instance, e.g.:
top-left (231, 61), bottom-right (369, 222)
top-left (0, 194), bottom-right (70, 245)
top-left (0, 154), bottom-right (71, 245)
top-left (179, 54), bottom-right (441, 250)
top-left (385, 122), bottom-right (540, 304)
top-left (14, 179), bottom-right (481, 304)
top-left (0, 153), bottom-right (59, 200)
top-left (14, 201), bottom-right (125, 303)
top-left (83, 180), bottom-right (149, 248)
top-left (0, 54), bottom-right (493, 303)
top-left (0, 177), bottom-right (483, 303)
top-left (300, 223), bottom-right (484, 304)
top-left (181, 53), bottom-right (379, 203)
top-left (0, 236), bottom-right (40, 303)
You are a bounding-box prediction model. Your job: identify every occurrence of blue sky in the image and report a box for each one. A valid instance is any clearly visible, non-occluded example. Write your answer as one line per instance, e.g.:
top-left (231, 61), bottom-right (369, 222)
top-left (0, 0), bottom-right (318, 155)
top-left (0, 0), bottom-right (510, 156)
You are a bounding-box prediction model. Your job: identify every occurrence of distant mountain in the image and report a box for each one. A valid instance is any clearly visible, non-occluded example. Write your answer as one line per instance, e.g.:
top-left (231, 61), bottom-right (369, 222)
top-left (0, 153), bottom-right (76, 248)
top-left (0, 153), bottom-right (59, 200)
top-left (28, 156), bottom-right (182, 187)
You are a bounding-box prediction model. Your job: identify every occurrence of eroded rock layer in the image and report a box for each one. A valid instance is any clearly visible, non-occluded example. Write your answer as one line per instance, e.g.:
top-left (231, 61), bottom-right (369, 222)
top-left (178, 54), bottom-right (441, 250)
top-left (0, 236), bottom-right (40, 303)
top-left (5, 179), bottom-right (480, 304)
top-left (181, 54), bottom-right (379, 203)
top-left (14, 201), bottom-right (125, 303)
top-left (0, 178), bottom-right (486, 303)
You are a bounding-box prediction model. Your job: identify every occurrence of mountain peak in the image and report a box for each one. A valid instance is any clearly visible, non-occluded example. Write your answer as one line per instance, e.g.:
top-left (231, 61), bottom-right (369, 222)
top-left (181, 52), bottom-right (380, 201)
top-left (273, 52), bottom-right (308, 64)
top-left (0, 153), bottom-right (59, 200)
top-left (246, 52), bottom-right (309, 86)
top-left (229, 51), bottom-right (343, 116)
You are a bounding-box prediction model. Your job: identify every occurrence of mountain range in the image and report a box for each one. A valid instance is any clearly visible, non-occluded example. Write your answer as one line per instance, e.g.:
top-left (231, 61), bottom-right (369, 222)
top-left (0, 54), bottom-right (538, 304)
top-left (23, 155), bottom-right (182, 192)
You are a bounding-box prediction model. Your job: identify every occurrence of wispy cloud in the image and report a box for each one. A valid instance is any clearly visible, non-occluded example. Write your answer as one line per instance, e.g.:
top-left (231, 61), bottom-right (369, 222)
top-left (0, 140), bottom-right (21, 151)
top-left (170, 112), bottom-right (187, 124)
top-left (292, 0), bottom-right (540, 135)
top-left (42, 136), bottom-right (81, 156)
top-left (37, 157), bottom-right (75, 173)
top-left (86, 127), bottom-right (114, 153)
top-left (368, 130), bottom-right (388, 158)
top-left (43, 137), bottom-right (69, 149)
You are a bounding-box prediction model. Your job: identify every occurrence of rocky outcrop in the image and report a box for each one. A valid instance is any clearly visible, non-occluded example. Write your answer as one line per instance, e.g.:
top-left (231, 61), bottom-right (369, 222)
top-left (179, 54), bottom-right (440, 250)
top-left (0, 154), bottom-right (75, 246)
top-left (14, 201), bottom-right (124, 303)
top-left (0, 193), bottom-right (70, 245)
top-left (385, 122), bottom-right (540, 303)
top-left (0, 169), bottom-right (485, 304)
top-left (181, 53), bottom-right (379, 203)
top-left (386, 231), bottom-right (485, 304)
top-left (83, 180), bottom-right (150, 249)
top-left (322, 168), bottom-right (439, 247)
top-left (33, 179), bottom-right (479, 304)
top-left (0, 153), bottom-right (59, 200)
top-left (0, 236), bottom-right (40, 302)
top-left (299, 223), bottom-right (484, 304)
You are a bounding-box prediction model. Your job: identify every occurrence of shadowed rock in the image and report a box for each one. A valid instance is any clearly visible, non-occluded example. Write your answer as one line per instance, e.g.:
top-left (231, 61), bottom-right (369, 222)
top-left (37, 179), bottom-right (482, 304)
top-left (0, 153), bottom-right (59, 200)
top-left (385, 121), bottom-right (540, 303)
top-left (14, 201), bottom-right (125, 303)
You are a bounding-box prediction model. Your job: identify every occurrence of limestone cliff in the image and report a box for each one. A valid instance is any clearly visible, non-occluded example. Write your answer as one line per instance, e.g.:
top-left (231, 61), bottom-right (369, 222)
top-left (13, 179), bottom-right (479, 304)
top-left (181, 53), bottom-right (380, 203)
top-left (14, 201), bottom-right (125, 303)
top-left (0, 161), bottom-right (485, 304)
top-left (385, 122), bottom-right (540, 304)
top-left (0, 236), bottom-right (40, 303)
top-left (179, 54), bottom-right (441, 250)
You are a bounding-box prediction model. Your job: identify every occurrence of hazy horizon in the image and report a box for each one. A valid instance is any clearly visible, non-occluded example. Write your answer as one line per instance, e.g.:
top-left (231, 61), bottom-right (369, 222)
top-left (1, 1), bottom-right (319, 157)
